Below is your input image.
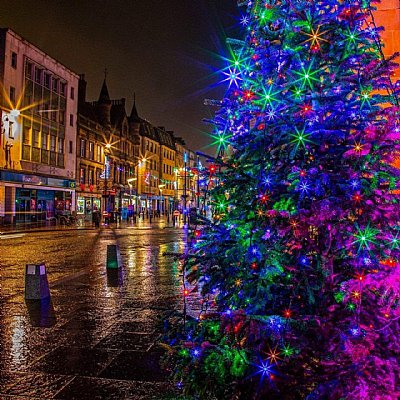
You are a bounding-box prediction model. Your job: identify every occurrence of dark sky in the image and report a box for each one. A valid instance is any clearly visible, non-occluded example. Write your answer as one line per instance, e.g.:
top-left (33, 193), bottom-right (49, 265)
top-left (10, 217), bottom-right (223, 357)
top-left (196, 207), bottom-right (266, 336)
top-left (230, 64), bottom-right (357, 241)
top-left (0, 0), bottom-right (241, 152)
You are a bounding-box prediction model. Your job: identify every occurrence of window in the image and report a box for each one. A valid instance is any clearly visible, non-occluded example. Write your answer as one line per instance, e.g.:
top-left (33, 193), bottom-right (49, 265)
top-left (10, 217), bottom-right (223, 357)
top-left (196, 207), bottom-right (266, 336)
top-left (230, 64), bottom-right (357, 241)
top-left (69, 114), bottom-right (74, 126)
top-left (32, 129), bottom-right (40, 148)
top-left (79, 167), bottom-right (85, 184)
top-left (52, 77), bottom-right (58, 92)
top-left (25, 61), bottom-right (33, 79)
top-left (58, 138), bottom-right (64, 154)
top-left (60, 82), bottom-right (66, 97)
top-left (23, 126), bottom-right (31, 144)
top-left (35, 67), bottom-right (42, 84)
top-left (88, 169), bottom-right (94, 185)
top-left (11, 52), bottom-right (17, 69)
top-left (70, 87), bottom-right (74, 100)
top-left (9, 86), bottom-right (15, 104)
top-left (89, 142), bottom-right (94, 160)
top-left (59, 111), bottom-right (65, 125)
top-left (50, 135), bottom-right (56, 152)
top-left (69, 140), bottom-right (73, 154)
top-left (41, 132), bottom-right (48, 150)
top-left (96, 144), bottom-right (102, 162)
top-left (80, 139), bottom-right (86, 158)
top-left (44, 73), bottom-right (51, 89)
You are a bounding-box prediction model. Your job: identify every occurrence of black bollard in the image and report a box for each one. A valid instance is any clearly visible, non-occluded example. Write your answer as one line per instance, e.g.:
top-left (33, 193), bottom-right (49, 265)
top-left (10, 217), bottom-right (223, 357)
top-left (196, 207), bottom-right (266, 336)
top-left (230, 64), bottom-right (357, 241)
top-left (25, 264), bottom-right (51, 300)
top-left (107, 244), bottom-right (121, 269)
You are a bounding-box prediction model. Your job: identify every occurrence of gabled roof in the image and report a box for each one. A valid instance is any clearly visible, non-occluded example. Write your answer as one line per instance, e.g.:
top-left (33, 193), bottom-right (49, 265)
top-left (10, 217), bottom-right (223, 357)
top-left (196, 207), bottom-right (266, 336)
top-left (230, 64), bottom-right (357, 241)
top-left (140, 121), bottom-right (160, 142)
top-left (157, 127), bottom-right (175, 150)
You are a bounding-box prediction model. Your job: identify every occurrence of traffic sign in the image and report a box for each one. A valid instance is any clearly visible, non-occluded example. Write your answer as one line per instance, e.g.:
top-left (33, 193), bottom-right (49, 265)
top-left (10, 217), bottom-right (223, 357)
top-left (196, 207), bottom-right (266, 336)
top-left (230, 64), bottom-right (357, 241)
top-left (173, 210), bottom-right (180, 217)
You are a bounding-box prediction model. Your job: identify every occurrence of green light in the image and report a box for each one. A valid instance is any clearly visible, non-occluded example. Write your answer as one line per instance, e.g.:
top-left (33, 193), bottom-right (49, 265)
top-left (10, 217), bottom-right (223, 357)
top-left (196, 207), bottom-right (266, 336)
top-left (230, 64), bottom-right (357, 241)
top-left (347, 302), bottom-right (356, 311)
top-left (281, 344), bottom-right (294, 357)
top-left (293, 60), bottom-right (320, 89)
top-left (291, 126), bottom-right (312, 152)
top-left (334, 291), bottom-right (345, 303)
top-left (352, 223), bottom-right (379, 252)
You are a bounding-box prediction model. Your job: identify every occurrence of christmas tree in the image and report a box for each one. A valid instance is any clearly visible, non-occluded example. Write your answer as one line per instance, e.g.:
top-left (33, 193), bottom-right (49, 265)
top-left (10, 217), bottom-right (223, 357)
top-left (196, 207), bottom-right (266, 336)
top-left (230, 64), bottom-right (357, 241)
top-left (166, 1), bottom-right (400, 399)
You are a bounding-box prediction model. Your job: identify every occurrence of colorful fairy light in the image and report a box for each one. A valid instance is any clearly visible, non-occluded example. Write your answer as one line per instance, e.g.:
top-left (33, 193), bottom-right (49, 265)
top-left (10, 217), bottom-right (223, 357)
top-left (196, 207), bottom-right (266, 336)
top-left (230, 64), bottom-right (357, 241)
top-left (165, 1), bottom-right (400, 399)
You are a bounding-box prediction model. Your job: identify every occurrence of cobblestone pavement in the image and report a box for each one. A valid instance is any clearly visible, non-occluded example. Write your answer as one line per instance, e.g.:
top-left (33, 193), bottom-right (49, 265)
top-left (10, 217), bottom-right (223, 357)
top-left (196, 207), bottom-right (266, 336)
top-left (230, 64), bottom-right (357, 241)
top-left (0, 220), bottom-right (190, 399)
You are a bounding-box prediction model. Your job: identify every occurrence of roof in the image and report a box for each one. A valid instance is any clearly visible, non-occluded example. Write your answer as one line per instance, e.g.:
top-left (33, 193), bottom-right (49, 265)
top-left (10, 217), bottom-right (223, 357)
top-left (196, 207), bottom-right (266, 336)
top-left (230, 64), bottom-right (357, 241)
top-left (157, 127), bottom-right (175, 149)
top-left (111, 99), bottom-right (127, 129)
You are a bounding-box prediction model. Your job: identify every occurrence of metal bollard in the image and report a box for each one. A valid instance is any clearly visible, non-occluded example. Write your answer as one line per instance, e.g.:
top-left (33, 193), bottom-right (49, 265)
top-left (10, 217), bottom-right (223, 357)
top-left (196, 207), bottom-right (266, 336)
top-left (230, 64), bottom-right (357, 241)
top-left (25, 263), bottom-right (50, 300)
top-left (107, 244), bottom-right (121, 269)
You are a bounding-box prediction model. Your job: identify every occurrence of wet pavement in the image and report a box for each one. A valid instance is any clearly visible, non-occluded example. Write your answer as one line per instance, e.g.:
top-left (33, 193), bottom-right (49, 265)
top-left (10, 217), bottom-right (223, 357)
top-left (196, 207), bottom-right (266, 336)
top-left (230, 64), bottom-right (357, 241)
top-left (0, 218), bottom-right (190, 399)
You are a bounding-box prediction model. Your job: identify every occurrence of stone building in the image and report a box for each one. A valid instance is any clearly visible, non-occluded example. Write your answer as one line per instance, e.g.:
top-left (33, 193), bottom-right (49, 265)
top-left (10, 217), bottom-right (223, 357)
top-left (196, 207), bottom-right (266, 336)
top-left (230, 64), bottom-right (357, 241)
top-left (0, 28), bottom-right (78, 225)
top-left (77, 75), bottom-right (140, 220)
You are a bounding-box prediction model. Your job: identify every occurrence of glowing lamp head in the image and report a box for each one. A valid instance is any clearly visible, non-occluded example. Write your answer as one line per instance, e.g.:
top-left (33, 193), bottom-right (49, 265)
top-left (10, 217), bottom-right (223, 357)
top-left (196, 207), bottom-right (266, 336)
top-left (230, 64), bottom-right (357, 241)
top-left (10, 109), bottom-right (20, 118)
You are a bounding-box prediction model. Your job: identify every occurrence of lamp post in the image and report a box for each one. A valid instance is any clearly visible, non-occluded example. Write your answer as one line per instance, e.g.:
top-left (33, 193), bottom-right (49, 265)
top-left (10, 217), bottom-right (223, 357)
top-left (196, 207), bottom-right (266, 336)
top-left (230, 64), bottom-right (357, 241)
top-left (183, 152), bottom-right (187, 224)
top-left (102, 143), bottom-right (112, 223)
top-left (127, 177), bottom-right (137, 218)
top-left (158, 184), bottom-right (165, 215)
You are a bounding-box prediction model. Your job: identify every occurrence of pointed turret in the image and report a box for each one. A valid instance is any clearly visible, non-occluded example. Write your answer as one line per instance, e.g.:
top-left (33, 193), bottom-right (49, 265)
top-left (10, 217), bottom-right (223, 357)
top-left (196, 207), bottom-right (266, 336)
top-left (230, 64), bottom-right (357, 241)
top-left (129, 93), bottom-right (140, 122)
top-left (97, 74), bottom-right (112, 129)
top-left (129, 93), bottom-right (141, 143)
top-left (98, 78), bottom-right (111, 104)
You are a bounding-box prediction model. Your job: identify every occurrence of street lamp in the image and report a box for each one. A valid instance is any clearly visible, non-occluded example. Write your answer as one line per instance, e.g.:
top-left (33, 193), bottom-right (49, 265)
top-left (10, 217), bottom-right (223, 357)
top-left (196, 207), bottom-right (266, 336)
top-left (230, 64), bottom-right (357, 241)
top-left (183, 152), bottom-right (187, 224)
top-left (102, 143), bottom-right (112, 223)
top-left (158, 184), bottom-right (165, 214)
top-left (127, 177), bottom-right (137, 205)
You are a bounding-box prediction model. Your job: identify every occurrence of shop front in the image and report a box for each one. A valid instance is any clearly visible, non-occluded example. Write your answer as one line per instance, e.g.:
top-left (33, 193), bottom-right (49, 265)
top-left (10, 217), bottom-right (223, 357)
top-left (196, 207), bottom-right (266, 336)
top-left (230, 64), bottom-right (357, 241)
top-left (77, 195), bottom-right (101, 221)
top-left (0, 170), bottom-right (76, 225)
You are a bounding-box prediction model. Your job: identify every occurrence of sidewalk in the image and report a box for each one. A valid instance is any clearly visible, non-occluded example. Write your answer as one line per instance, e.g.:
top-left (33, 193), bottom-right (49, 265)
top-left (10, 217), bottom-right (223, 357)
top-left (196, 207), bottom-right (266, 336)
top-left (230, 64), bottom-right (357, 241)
top-left (0, 215), bottom-right (183, 235)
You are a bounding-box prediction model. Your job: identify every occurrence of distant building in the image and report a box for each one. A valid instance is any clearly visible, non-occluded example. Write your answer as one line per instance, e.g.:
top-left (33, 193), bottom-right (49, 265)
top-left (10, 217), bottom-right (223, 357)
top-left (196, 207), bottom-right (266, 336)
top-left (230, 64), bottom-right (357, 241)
top-left (77, 75), bottom-right (140, 219)
top-left (0, 28), bottom-right (78, 225)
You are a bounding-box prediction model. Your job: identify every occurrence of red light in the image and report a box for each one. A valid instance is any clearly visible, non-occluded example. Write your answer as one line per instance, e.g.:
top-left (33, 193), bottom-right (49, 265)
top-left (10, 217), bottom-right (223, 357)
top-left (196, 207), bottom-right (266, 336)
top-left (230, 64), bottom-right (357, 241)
top-left (283, 309), bottom-right (292, 318)
top-left (183, 289), bottom-right (189, 297)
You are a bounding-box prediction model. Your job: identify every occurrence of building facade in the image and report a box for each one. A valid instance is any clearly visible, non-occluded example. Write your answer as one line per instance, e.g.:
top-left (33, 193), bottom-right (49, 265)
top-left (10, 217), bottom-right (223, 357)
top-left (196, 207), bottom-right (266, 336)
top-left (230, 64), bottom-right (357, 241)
top-left (0, 28), bottom-right (78, 225)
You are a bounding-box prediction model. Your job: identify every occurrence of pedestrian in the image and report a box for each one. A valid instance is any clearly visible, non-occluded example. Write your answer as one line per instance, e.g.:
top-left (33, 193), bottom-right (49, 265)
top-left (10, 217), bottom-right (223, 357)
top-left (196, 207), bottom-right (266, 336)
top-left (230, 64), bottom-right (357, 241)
top-left (93, 209), bottom-right (100, 228)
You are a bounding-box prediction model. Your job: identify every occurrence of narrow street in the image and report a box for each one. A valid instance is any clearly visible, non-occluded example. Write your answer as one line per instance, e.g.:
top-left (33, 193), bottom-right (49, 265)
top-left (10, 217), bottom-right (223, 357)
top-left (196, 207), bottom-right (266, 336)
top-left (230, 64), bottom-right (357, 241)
top-left (0, 224), bottom-right (187, 399)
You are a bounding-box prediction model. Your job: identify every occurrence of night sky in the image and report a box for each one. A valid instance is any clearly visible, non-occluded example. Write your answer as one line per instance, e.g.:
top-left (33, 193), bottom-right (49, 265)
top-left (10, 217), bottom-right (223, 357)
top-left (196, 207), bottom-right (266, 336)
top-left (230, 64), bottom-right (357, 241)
top-left (0, 0), bottom-right (241, 152)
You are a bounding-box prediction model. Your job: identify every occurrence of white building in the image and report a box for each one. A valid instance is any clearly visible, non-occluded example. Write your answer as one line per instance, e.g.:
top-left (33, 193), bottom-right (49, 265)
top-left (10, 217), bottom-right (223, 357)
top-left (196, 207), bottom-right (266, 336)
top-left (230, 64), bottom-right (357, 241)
top-left (0, 28), bottom-right (79, 225)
